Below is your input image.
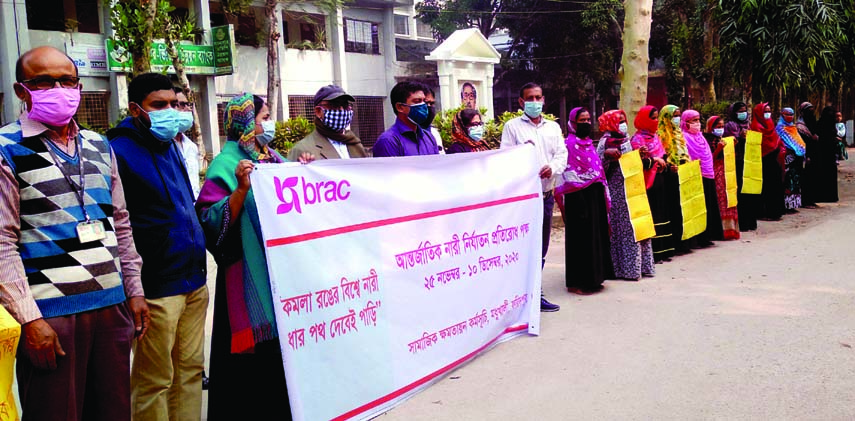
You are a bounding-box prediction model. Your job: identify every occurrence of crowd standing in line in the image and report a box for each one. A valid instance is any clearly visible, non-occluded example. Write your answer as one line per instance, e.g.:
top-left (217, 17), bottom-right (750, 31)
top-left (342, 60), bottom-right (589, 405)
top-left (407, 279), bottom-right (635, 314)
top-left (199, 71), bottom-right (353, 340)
top-left (0, 45), bottom-right (846, 420)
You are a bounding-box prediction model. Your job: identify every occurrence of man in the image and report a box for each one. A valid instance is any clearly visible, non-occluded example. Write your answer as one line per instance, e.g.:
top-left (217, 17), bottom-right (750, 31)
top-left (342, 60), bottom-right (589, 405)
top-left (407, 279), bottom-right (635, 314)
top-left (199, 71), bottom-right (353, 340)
top-left (0, 46), bottom-right (148, 421)
top-left (500, 82), bottom-right (567, 312)
top-left (173, 87), bottom-right (201, 199)
top-left (107, 73), bottom-right (208, 421)
top-left (289, 85), bottom-right (367, 160)
top-left (461, 82), bottom-right (477, 109)
top-left (421, 85), bottom-right (445, 154)
top-left (372, 81), bottom-right (439, 157)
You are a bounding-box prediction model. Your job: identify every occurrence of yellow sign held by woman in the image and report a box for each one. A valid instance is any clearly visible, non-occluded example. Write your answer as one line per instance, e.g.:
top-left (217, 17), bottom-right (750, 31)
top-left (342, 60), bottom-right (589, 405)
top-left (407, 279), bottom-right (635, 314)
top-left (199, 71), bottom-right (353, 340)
top-left (618, 150), bottom-right (656, 241)
top-left (679, 160), bottom-right (707, 240)
top-left (0, 306), bottom-right (20, 421)
top-left (722, 136), bottom-right (739, 207)
top-left (742, 130), bottom-right (763, 194)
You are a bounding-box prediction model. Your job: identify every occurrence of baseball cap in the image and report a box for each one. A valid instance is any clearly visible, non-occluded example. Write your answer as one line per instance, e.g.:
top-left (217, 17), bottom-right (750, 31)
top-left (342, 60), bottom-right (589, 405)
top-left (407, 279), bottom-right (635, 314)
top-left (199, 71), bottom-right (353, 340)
top-left (313, 85), bottom-right (355, 107)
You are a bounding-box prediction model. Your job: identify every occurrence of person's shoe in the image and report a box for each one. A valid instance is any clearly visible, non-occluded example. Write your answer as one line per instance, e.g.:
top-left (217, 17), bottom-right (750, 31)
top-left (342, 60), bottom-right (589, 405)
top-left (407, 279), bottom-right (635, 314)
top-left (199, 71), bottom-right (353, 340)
top-left (540, 296), bottom-right (560, 312)
top-left (202, 373), bottom-right (210, 390)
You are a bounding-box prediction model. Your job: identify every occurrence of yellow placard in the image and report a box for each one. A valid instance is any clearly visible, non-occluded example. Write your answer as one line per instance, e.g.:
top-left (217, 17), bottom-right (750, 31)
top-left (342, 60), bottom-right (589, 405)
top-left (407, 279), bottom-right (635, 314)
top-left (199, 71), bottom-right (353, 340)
top-left (741, 130), bottom-right (763, 194)
top-left (618, 150), bottom-right (656, 241)
top-left (678, 160), bottom-right (707, 240)
top-left (722, 136), bottom-right (739, 208)
top-left (0, 306), bottom-right (20, 421)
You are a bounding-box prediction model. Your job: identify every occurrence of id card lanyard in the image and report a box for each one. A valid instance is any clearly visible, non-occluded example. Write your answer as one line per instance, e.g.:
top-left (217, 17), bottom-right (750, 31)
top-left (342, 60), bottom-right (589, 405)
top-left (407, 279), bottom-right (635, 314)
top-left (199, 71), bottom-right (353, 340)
top-left (42, 136), bottom-right (105, 243)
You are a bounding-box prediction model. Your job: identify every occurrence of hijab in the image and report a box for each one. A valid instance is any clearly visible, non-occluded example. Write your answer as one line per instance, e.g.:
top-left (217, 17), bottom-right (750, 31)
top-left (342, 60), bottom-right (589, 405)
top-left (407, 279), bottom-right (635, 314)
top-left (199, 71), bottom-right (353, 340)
top-left (658, 104), bottom-right (688, 165)
top-left (225, 93), bottom-right (283, 163)
top-left (681, 109), bottom-right (714, 178)
top-left (556, 107), bottom-right (608, 197)
top-left (450, 109), bottom-right (490, 152)
top-left (630, 105), bottom-right (664, 158)
top-left (724, 101), bottom-right (750, 139)
top-left (598, 109), bottom-right (628, 151)
top-left (775, 107), bottom-right (806, 157)
top-left (750, 102), bottom-right (782, 156)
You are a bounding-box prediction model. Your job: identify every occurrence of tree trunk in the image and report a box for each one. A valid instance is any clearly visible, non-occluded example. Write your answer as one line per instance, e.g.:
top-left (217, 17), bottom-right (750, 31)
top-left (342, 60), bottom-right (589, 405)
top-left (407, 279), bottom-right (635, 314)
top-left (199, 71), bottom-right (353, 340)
top-left (742, 57), bottom-right (752, 104)
top-left (618, 0), bottom-right (653, 128)
top-left (559, 93), bottom-right (567, 137)
top-left (266, 0), bottom-right (281, 118)
top-left (165, 34), bottom-right (209, 166)
top-left (701, 2), bottom-right (717, 104)
top-left (132, 0), bottom-right (158, 76)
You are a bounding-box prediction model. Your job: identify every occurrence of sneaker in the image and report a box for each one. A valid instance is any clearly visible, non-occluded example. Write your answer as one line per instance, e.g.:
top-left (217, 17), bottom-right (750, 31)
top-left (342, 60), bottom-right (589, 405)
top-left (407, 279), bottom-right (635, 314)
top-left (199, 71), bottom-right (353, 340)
top-left (540, 296), bottom-right (560, 312)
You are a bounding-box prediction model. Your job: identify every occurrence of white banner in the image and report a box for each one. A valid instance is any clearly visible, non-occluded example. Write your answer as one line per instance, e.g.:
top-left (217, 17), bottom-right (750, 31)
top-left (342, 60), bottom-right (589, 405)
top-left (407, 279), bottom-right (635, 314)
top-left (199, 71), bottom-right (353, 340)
top-left (251, 146), bottom-right (543, 421)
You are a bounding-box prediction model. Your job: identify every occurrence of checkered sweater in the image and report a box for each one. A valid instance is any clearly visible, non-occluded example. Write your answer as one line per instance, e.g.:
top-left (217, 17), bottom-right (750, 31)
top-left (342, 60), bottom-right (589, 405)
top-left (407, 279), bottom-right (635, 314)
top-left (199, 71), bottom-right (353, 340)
top-left (0, 122), bottom-right (125, 318)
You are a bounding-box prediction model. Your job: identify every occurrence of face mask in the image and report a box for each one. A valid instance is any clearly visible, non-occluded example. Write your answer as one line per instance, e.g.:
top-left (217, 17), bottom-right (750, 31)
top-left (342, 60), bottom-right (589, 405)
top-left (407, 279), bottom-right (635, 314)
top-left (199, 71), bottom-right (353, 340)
top-left (23, 86), bottom-right (81, 127)
top-left (256, 120), bottom-right (276, 146)
top-left (688, 122), bottom-right (701, 133)
top-left (737, 112), bottom-right (748, 122)
top-left (141, 107), bottom-right (179, 142)
top-left (406, 103), bottom-right (430, 126)
top-left (763, 112), bottom-right (772, 120)
top-left (837, 122), bottom-right (846, 137)
top-left (323, 109), bottom-right (354, 133)
top-left (713, 128), bottom-right (725, 137)
top-left (177, 111), bottom-right (194, 133)
top-left (618, 122), bottom-right (628, 135)
top-left (575, 122), bottom-right (592, 138)
top-left (671, 116), bottom-right (681, 127)
top-left (524, 101), bottom-right (543, 119)
top-left (421, 106), bottom-right (437, 129)
top-left (784, 115), bottom-right (795, 124)
top-left (468, 125), bottom-right (484, 141)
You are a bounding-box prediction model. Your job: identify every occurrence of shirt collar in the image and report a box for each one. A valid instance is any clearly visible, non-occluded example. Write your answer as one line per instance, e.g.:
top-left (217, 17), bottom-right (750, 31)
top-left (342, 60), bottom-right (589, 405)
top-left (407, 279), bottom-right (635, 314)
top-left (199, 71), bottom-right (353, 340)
top-left (20, 111), bottom-right (79, 143)
top-left (519, 113), bottom-right (545, 128)
top-left (393, 117), bottom-right (419, 135)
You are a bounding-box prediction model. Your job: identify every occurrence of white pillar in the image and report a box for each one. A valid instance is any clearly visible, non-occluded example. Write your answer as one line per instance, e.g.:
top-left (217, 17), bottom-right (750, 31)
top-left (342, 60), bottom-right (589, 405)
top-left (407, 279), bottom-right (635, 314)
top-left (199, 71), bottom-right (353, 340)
top-left (194, 0), bottom-right (220, 158)
top-left (0, 0), bottom-right (30, 124)
top-left (328, 6), bottom-right (347, 91)
top-left (484, 66), bottom-right (495, 119)
top-left (276, 3), bottom-right (289, 121)
top-left (382, 6), bottom-right (397, 128)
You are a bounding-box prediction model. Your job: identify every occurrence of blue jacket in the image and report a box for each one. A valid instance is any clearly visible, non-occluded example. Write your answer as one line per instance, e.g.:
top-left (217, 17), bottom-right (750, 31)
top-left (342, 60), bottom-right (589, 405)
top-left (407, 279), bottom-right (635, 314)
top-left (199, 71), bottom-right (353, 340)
top-left (108, 118), bottom-right (206, 299)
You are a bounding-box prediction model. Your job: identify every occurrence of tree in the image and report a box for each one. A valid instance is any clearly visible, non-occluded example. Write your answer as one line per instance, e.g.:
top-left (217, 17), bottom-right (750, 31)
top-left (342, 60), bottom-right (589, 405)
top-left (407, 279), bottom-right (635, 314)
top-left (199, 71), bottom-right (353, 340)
top-left (163, 13), bottom-right (207, 163)
top-left (618, 0), bottom-right (653, 126)
top-left (418, 0), bottom-right (504, 41)
top-left (107, 0), bottom-right (169, 76)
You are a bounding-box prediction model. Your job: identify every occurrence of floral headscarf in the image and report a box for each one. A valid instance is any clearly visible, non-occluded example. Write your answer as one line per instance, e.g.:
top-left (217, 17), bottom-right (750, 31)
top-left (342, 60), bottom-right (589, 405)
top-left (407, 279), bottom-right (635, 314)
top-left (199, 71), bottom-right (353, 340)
top-left (450, 110), bottom-right (490, 152)
top-left (224, 93), bottom-right (283, 163)
top-left (557, 107), bottom-right (608, 198)
top-left (776, 107), bottom-right (806, 157)
top-left (631, 105), bottom-right (664, 158)
top-left (658, 104), bottom-right (688, 165)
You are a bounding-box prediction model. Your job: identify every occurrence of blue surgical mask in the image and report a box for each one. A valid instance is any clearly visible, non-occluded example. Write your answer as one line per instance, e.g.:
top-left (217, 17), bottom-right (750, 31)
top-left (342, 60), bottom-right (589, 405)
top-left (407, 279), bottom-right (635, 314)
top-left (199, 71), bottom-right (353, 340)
top-left (256, 120), bottom-right (276, 146)
top-left (524, 101), bottom-right (543, 119)
top-left (177, 111), bottom-right (194, 133)
top-left (618, 122), bottom-right (628, 135)
top-left (763, 112), bottom-right (772, 120)
top-left (737, 112), bottom-right (748, 122)
top-left (406, 103), bottom-right (430, 126)
top-left (145, 108), bottom-right (180, 142)
top-left (671, 116), bottom-right (681, 127)
top-left (468, 125), bottom-right (484, 141)
top-left (713, 128), bottom-right (725, 137)
top-left (837, 122), bottom-right (846, 137)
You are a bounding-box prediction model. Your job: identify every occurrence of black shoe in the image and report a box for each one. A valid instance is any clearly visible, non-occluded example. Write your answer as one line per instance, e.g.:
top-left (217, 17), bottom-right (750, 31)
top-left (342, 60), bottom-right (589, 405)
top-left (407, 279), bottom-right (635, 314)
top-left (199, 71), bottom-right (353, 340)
top-left (540, 297), bottom-right (560, 312)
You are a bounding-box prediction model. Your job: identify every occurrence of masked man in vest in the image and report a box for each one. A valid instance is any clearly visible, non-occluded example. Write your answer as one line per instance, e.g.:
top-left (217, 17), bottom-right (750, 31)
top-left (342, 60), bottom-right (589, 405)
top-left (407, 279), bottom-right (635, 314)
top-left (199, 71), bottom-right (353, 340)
top-left (107, 73), bottom-right (208, 421)
top-left (0, 46), bottom-right (149, 421)
top-left (288, 85), bottom-right (367, 160)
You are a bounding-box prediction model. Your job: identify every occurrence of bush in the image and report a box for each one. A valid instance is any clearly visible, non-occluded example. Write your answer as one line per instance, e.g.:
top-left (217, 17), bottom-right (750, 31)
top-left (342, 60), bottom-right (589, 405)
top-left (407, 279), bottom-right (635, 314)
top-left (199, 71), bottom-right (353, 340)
top-left (432, 107), bottom-right (555, 151)
top-left (696, 101), bottom-right (731, 121)
top-left (269, 117), bottom-right (314, 156)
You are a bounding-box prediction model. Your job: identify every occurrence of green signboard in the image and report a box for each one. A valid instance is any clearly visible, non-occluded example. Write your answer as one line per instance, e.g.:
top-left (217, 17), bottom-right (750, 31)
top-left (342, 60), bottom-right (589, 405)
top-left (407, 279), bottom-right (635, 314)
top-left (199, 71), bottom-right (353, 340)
top-left (105, 25), bottom-right (234, 76)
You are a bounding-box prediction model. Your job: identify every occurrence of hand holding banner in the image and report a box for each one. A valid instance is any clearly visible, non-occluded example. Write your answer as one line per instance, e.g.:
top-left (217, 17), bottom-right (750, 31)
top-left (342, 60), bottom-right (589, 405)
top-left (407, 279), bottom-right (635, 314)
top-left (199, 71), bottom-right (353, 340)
top-left (251, 147), bottom-right (542, 421)
top-left (742, 130), bottom-right (763, 194)
top-left (618, 150), bottom-right (656, 241)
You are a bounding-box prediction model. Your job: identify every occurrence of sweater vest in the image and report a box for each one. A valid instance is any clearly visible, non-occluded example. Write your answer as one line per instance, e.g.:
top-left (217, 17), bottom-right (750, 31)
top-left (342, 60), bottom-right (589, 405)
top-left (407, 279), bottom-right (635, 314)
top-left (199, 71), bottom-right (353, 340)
top-left (0, 122), bottom-right (125, 318)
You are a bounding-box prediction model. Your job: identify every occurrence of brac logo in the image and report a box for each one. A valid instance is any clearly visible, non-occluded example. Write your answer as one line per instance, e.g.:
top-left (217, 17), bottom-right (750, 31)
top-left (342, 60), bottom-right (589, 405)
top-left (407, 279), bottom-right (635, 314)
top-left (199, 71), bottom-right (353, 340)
top-left (274, 176), bottom-right (351, 214)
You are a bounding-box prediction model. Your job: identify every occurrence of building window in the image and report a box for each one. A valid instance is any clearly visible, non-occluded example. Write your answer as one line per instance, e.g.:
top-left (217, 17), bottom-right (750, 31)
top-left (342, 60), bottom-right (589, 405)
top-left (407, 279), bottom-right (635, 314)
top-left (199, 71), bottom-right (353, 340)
top-left (394, 15), bottom-right (409, 36)
top-left (74, 92), bottom-right (110, 133)
top-left (415, 19), bottom-right (433, 40)
top-left (343, 19), bottom-right (380, 55)
top-left (284, 13), bottom-right (326, 50)
top-left (210, 7), bottom-right (260, 47)
top-left (26, 0), bottom-right (100, 33)
top-left (288, 95), bottom-right (385, 149)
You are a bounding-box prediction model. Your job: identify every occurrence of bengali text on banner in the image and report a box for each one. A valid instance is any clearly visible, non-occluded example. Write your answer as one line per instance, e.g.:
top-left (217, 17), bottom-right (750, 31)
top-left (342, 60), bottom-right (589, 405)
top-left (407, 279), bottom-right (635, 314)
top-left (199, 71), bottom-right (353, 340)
top-left (251, 146), bottom-right (544, 421)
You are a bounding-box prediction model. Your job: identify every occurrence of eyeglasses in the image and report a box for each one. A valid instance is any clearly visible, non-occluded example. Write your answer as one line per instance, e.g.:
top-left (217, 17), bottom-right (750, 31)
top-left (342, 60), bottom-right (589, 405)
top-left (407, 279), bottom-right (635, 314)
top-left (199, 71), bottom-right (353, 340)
top-left (21, 76), bottom-right (80, 90)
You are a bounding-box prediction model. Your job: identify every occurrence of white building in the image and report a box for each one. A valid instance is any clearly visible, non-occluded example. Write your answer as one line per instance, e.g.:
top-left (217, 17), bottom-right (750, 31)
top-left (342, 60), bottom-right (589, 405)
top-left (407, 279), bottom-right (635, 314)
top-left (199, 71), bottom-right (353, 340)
top-left (0, 0), bottom-right (437, 156)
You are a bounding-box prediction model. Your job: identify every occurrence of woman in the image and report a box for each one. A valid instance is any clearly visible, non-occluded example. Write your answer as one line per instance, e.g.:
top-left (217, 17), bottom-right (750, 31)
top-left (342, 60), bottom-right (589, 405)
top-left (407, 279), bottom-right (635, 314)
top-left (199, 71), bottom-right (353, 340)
top-left (814, 106), bottom-right (840, 202)
top-left (750, 103), bottom-right (784, 221)
top-left (704, 116), bottom-right (740, 240)
top-left (682, 110), bottom-right (721, 244)
top-left (796, 102), bottom-right (819, 207)
top-left (775, 107), bottom-right (806, 211)
top-left (836, 112), bottom-right (848, 162)
top-left (556, 107), bottom-right (613, 294)
top-left (197, 94), bottom-right (313, 420)
top-left (596, 109), bottom-right (655, 280)
top-left (658, 105), bottom-right (694, 254)
top-left (630, 105), bottom-right (673, 262)
top-left (724, 101), bottom-right (758, 231)
top-left (446, 108), bottom-right (489, 154)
